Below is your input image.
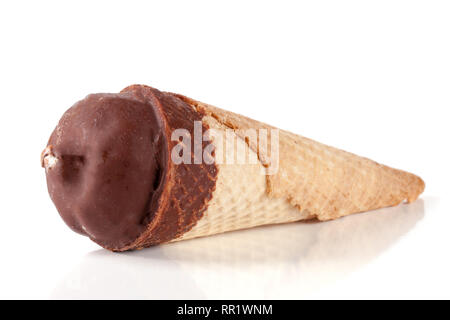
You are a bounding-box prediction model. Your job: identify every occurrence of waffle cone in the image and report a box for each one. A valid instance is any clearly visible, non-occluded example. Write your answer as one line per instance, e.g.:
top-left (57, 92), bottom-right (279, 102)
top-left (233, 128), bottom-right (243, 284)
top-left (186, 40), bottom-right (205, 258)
top-left (173, 96), bottom-right (425, 241)
top-left (43, 84), bottom-right (424, 250)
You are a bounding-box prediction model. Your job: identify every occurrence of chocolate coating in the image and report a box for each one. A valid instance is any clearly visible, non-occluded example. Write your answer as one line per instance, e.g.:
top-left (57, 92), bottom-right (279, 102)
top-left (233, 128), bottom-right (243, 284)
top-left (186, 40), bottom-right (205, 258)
top-left (43, 85), bottom-right (218, 251)
top-left (44, 92), bottom-right (167, 249)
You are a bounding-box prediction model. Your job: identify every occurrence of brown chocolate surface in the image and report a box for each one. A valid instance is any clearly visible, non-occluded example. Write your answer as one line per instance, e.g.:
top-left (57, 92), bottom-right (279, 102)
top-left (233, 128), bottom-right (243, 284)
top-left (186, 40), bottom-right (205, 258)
top-left (42, 85), bottom-right (217, 251)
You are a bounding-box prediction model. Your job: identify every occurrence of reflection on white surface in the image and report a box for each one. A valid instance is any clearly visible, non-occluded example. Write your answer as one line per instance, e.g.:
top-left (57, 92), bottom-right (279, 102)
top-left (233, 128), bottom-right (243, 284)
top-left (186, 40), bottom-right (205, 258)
top-left (53, 200), bottom-right (424, 299)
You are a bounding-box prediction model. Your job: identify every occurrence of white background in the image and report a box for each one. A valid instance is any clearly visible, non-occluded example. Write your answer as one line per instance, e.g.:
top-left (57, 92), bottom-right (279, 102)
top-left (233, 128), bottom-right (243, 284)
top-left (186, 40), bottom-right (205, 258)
top-left (0, 0), bottom-right (449, 299)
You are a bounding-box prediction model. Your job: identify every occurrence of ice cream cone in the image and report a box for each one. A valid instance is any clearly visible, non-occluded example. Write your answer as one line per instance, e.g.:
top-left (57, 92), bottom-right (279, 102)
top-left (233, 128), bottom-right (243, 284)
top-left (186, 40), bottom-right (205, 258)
top-left (42, 84), bottom-right (425, 251)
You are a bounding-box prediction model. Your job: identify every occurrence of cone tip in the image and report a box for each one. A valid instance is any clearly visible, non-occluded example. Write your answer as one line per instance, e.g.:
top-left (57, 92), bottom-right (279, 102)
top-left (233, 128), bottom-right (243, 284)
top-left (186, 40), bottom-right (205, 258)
top-left (406, 173), bottom-right (425, 203)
